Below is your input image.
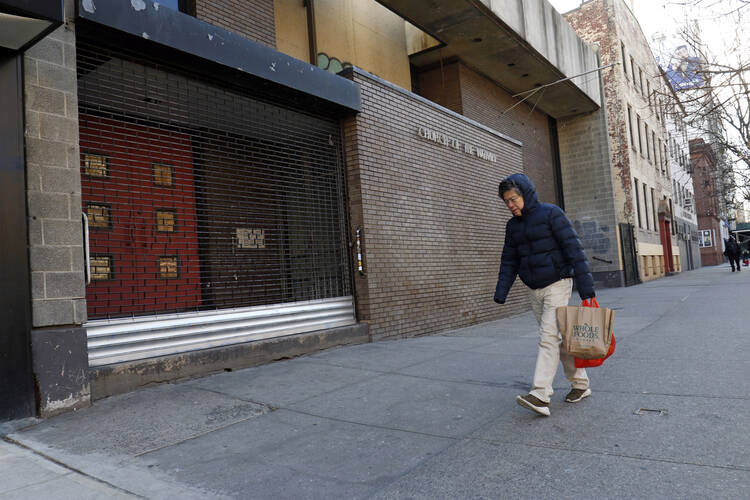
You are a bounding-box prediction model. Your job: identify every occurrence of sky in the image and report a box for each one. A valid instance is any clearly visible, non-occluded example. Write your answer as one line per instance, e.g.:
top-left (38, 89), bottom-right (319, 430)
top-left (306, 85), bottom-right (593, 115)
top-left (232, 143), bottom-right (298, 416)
top-left (547, 0), bottom-right (749, 63)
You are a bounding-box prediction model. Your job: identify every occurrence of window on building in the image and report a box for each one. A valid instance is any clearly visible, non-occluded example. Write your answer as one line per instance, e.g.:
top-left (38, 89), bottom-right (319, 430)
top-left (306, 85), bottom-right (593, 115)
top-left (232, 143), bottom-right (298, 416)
top-left (658, 138), bottom-right (663, 172)
top-left (647, 81), bottom-right (651, 107)
top-left (636, 114), bottom-right (643, 154)
top-left (645, 123), bottom-right (650, 161)
top-left (621, 42), bottom-right (628, 77)
top-left (627, 105), bottom-right (635, 149)
top-left (643, 183), bottom-right (650, 230)
top-left (656, 95), bottom-right (660, 122)
top-left (157, 0), bottom-right (193, 14)
top-left (635, 178), bottom-right (643, 228)
top-left (663, 142), bottom-right (668, 174)
top-left (658, 98), bottom-right (664, 122)
top-left (670, 199), bottom-right (675, 235)
top-left (652, 131), bottom-right (657, 166)
top-left (630, 57), bottom-right (637, 84)
top-left (651, 187), bottom-right (657, 231)
top-left (639, 68), bottom-right (644, 94)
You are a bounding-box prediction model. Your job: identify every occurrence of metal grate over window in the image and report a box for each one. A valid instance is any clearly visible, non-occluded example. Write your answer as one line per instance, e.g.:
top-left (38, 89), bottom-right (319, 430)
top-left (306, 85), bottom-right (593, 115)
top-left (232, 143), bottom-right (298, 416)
top-left (77, 43), bottom-right (351, 321)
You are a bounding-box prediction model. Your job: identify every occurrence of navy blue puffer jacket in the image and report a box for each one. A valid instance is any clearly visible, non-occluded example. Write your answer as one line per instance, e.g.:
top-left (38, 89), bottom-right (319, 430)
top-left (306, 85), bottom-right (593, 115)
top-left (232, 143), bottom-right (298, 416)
top-left (494, 174), bottom-right (595, 303)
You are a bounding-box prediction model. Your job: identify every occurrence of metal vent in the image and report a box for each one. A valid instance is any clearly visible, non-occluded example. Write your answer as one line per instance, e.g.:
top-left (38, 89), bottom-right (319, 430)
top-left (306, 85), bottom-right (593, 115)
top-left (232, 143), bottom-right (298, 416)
top-left (76, 42), bottom-right (354, 363)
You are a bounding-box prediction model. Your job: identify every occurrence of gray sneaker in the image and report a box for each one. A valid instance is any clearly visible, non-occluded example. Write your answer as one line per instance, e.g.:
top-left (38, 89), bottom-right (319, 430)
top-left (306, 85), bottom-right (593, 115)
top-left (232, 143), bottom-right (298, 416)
top-left (565, 388), bottom-right (592, 403)
top-left (516, 394), bottom-right (550, 416)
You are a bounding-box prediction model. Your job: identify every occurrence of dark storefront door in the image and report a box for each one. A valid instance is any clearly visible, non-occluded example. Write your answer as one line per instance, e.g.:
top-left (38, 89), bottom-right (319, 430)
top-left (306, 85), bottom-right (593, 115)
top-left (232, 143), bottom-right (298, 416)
top-left (659, 217), bottom-right (674, 274)
top-left (619, 222), bottom-right (640, 286)
top-left (0, 54), bottom-right (35, 420)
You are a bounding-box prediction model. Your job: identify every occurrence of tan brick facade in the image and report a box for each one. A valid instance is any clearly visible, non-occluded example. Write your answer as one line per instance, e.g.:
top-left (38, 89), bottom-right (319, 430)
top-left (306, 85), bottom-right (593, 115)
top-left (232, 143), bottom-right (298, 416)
top-left (343, 68), bottom-right (528, 339)
top-left (195, 0), bottom-right (276, 48)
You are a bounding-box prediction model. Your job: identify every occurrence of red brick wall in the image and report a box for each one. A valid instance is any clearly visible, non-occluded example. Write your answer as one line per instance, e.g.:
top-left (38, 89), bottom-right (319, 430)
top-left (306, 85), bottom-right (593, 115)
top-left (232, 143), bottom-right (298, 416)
top-left (698, 217), bottom-right (723, 266)
top-left (343, 68), bottom-right (527, 339)
top-left (691, 139), bottom-right (724, 266)
top-left (416, 63), bottom-right (463, 115)
top-left (195, 0), bottom-right (276, 48)
top-left (80, 115), bottom-right (202, 318)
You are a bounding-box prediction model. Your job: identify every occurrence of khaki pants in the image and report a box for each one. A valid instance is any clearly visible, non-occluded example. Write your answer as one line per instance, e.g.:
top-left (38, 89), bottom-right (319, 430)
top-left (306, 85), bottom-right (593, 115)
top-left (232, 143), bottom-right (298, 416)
top-left (528, 278), bottom-right (589, 403)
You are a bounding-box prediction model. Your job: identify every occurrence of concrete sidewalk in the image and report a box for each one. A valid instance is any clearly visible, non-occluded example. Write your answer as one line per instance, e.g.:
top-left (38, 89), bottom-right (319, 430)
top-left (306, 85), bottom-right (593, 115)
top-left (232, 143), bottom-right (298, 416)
top-left (3, 264), bottom-right (750, 499)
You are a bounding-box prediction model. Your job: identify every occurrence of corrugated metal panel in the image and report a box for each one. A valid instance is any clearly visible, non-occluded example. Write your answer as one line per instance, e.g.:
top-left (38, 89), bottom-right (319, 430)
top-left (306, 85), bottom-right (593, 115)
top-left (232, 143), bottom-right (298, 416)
top-left (87, 296), bottom-right (355, 366)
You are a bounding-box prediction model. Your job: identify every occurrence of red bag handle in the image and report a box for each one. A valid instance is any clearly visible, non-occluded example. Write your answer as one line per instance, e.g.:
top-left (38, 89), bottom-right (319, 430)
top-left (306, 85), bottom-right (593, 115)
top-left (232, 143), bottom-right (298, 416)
top-left (581, 297), bottom-right (599, 308)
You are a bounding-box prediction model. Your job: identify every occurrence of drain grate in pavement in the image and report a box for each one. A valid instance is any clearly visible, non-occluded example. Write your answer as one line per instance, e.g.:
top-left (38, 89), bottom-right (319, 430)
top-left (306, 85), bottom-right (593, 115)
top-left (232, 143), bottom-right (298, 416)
top-left (634, 408), bottom-right (667, 416)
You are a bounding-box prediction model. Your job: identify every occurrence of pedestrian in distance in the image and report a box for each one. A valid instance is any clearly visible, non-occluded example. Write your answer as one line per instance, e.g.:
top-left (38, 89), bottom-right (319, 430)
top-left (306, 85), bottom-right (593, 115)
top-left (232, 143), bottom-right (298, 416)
top-left (493, 173), bottom-right (596, 417)
top-left (724, 236), bottom-right (741, 272)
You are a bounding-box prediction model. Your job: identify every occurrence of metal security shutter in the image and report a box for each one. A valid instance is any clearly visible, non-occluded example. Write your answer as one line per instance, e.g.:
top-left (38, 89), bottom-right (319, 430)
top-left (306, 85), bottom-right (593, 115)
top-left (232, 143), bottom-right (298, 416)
top-left (77, 42), bottom-right (354, 366)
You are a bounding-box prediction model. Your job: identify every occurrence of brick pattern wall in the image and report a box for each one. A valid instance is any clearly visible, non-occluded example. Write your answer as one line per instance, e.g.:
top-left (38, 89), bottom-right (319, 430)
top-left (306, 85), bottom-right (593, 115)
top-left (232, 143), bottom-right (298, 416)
top-left (457, 64), bottom-right (557, 205)
top-left (343, 68), bottom-right (526, 340)
top-left (195, 0), bottom-right (276, 48)
top-left (25, 25), bottom-right (87, 327)
top-left (418, 62), bottom-right (558, 204)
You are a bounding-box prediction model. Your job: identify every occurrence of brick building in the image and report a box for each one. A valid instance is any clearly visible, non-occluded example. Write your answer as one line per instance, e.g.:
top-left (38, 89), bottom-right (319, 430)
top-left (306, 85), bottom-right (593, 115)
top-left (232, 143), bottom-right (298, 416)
top-left (690, 138), bottom-right (726, 266)
top-left (663, 84), bottom-right (701, 270)
top-left (564, 0), bottom-right (683, 282)
top-left (2, 0), bottom-right (611, 419)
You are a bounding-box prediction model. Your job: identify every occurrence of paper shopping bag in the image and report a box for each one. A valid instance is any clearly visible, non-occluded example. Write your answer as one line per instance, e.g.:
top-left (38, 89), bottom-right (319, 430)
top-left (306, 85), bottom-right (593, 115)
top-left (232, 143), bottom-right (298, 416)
top-left (556, 301), bottom-right (614, 359)
top-left (573, 298), bottom-right (616, 368)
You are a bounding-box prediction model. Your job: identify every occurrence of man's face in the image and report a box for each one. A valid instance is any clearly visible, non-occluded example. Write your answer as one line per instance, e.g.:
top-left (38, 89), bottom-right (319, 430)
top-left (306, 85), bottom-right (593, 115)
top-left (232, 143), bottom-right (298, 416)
top-left (503, 189), bottom-right (524, 217)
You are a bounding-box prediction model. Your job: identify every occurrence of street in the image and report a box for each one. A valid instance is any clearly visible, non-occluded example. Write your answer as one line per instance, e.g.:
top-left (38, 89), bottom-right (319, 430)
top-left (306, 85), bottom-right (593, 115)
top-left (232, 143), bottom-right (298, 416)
top-left (2, 263), bottom-right (749, 499)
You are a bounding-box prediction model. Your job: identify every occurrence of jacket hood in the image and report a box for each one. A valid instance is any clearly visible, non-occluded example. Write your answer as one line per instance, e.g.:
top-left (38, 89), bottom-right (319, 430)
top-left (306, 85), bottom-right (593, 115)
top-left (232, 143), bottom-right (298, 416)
top-left (504, 173), bottom-right (539, 216)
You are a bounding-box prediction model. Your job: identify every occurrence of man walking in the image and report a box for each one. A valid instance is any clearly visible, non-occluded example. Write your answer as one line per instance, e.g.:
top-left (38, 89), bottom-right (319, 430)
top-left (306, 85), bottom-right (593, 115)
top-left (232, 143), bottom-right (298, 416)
top-left (493, 174), bottom-right (596, 417)
top-left (724, 236), bottom-right (741, 272)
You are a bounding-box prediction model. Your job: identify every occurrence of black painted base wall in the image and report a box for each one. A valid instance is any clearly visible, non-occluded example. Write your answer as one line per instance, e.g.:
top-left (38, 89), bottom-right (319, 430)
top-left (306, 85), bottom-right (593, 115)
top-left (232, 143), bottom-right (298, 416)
top-left (31, 327), bottom-right (91, 418)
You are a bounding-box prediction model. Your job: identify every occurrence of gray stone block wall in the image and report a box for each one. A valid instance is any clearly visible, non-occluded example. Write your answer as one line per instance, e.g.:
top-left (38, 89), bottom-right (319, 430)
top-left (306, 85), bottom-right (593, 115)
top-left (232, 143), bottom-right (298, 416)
top-left (558, 105), bottom-right (623, 288)
top-left (24, 24), bottom-right (86, 328)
